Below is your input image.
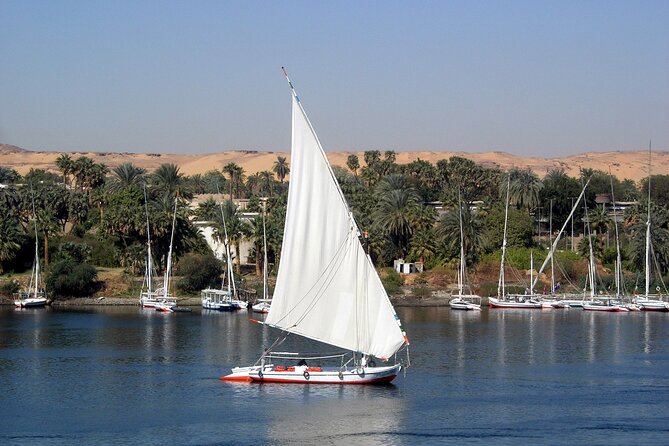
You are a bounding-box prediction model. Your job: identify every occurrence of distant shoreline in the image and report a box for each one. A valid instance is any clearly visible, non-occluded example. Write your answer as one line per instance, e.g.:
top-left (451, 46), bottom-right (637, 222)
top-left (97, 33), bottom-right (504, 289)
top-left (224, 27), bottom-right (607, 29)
top-left (1, 295), bottom-right (455, 307)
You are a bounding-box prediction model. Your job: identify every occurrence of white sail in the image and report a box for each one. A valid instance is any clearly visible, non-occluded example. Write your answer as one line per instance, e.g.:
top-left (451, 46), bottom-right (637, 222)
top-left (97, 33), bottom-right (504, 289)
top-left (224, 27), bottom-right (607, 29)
top-left (265, 90), bottom-right (407, 360)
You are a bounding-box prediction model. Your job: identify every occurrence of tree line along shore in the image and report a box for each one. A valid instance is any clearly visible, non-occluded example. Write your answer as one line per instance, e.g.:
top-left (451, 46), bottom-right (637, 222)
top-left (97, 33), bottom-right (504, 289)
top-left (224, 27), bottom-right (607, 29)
top-left (1, 150), bottom-right (668, 303)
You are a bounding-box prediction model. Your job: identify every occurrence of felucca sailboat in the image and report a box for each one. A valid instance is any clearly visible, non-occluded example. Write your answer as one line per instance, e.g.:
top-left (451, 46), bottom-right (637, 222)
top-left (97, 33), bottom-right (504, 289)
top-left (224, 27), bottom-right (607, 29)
top-left (14, 195), bottom-right (47, 308)
top-left (449, 192), bottom-right (482, 311)
top-left (222, 70), bottom-right (409, 384)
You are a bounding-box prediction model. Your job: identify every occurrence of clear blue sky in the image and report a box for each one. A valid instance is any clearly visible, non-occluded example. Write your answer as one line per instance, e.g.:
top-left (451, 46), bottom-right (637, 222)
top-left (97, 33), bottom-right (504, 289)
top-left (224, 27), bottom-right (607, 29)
top-left (1, 0), bottom-right (667, 157)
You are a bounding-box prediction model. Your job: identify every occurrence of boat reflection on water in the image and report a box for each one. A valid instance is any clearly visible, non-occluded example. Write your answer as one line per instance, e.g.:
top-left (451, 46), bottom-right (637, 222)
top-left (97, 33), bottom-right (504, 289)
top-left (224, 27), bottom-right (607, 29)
top-left (260, 384), bottom-right (403, 445)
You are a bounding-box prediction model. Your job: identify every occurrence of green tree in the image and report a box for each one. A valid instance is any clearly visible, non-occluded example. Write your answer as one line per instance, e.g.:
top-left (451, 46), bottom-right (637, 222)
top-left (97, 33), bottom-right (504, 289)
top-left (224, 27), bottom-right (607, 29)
top-left (0, 166), bottom-right (20, 184)
top-left (437, 203), bottom-right (487, 265)
top-left (508, 167), bottom-right (543, 215)
top-left (372, 174), bottom-right (421, 258)
top-left (273, 156), bottom-right (290, 183)
top-left (177, 253), bottom-right (223, 293)
top-left (55, 154), bottom-right (74, 187)
top-left (346, 154), bottom-right (360, 176)
top-left (45, 259), bottom-right (99, 297)
top-left (107, 163), bottom-right (146, 193)
top-left (0, 217), bottom-right (23, 273)
top-left (151, 163), bottom-right (191, 200)
top-left (259, 171), bottom-right (275, 197)
top-left (223, 163), bottom-right (242, 201)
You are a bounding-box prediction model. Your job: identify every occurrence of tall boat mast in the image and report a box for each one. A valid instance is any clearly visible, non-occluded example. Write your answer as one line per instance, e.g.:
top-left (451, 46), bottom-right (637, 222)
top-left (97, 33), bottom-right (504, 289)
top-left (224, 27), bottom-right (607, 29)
top-left (498, 176), bottom-right (511, 299)
top-left (645, 141), bottom-right (652, 297)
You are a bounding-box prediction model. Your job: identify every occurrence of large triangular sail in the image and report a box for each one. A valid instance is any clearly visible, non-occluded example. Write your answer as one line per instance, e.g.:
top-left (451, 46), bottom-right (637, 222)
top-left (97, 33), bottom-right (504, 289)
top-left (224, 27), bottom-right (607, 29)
top-left (265, 74), bottom-right (407, 360)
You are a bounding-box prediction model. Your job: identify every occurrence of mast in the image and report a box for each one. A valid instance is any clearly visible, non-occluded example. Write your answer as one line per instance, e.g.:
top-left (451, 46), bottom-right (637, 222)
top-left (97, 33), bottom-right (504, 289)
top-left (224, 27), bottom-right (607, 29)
top-left (530, 251), bottom-right (534, 295)
top-left (30, 189), bottom-right (40, 298)
top-left (549, 198), bottom-right (554, 293)
top-left (262, 199), bottom-right (269, 301)
top-left (143, 185), bottom-right (153, 296)
top-left (163, 196), bottom-right (178, 300)
top-left (584, 199), bottom-right (596, 299)
top-left (498, 176), bottom-right (511, 299)
top-left (532, 177), bottom-right (591, 290)
top-left (216, 185), bottom-right (236, 297)
top-left (458, 190), bottom-right (465, 297)
top-left (609, 169), bottom-right (622, 298)
top-left (645, 141), bottom-right (651, 297)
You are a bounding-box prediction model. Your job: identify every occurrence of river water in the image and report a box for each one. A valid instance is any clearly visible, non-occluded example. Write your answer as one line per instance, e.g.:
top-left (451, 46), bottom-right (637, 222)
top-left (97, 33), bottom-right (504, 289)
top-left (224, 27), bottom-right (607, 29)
top-left (1, 306), bottom-right (668, 445)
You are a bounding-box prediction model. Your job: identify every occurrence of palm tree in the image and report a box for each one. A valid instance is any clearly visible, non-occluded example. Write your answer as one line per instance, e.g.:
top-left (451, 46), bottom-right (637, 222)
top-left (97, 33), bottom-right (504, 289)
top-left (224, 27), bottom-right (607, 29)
top-left (346, 154), bottom-right (360, 176)
top-left (247, 214), bottom-right (266, 277)
top-left (508, 168), bottom-right (543, 215)
top-left (589, 205), bottom-right (611, 250)
top-left (55, 154), bottom-right (74, 187)
top-left (0, 217), bottom-right (23, 273)
top-left (222, 163), bottom-right (242, 201)
top-left (273, 156), bottom-right (290, 183)
top-left (408, 228), bottom-right (436, 264)
top-left (152, 163), bottom-right (191, 200)
top-left (628, 205), bottom-right (669, 277)
top-left (259, 171), bottom-right (274, 196)
top-left (107, 163), bottom-right (146, 193)
top-left (437, 202), bottom-right (487, 265)
top-left (373, 175), bottom-right (421, 257)
top-left (246, 173), bottom-right (262, 196)
top-left (187, 174), bottom-right (207, 195)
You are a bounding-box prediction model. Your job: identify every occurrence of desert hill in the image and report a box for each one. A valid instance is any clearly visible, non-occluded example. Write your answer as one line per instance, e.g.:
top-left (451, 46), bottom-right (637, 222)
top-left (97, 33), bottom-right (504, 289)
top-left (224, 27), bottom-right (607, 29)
top-left (0, 144), bottom-right (666, 182)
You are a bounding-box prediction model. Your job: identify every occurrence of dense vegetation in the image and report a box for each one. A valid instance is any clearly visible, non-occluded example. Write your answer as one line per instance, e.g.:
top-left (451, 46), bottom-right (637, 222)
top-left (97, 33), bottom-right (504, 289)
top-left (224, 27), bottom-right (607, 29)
top-left (0, 151), bottom-right (667, 298)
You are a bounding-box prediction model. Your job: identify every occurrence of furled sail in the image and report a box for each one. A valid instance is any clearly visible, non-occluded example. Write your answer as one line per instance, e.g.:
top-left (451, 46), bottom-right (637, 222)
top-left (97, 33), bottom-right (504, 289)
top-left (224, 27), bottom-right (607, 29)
top-left (265, 86), bottom-right (407, 360)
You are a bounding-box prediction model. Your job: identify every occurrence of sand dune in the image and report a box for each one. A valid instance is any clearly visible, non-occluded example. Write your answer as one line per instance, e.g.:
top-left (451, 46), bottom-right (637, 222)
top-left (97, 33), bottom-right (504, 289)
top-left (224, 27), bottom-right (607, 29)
top-left (1, 144), bottom-right (665, 182)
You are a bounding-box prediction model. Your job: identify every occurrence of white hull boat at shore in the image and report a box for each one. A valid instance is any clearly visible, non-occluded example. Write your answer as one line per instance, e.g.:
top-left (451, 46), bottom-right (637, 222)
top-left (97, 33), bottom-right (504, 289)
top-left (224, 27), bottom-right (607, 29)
top-left (489, 296), bottom-right (542, 309)
top-left (635, 297), bottom-right (669, 312)
top-left (449, 297), bottom-right (481, 311)
top-left (582, 301), bottom-right (629, 312)
top-left (14, 295), bottom-right (48, 308)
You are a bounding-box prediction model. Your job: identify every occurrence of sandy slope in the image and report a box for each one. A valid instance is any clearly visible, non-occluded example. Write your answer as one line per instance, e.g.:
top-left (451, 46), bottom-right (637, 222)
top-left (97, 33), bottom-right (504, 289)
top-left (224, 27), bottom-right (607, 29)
top-left (1, 144), bottom-right (666, 182)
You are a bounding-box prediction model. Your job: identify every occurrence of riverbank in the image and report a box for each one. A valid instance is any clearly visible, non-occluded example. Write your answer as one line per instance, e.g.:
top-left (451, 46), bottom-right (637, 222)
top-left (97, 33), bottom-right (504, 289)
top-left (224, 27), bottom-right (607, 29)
top-left (0, 294), bottom-right (457, 307)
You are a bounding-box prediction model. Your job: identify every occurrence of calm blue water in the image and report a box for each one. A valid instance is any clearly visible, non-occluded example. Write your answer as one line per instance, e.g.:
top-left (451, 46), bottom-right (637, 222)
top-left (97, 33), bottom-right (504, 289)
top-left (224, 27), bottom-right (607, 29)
top-left (1, 306), bottom-right (668, 445)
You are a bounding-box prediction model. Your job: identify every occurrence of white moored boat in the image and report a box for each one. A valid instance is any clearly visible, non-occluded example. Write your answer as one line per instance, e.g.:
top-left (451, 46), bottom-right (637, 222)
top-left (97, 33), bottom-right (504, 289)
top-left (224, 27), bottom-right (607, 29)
top-left (583, 300), bottom-right (629, 312)
top-left (221, 69), bottom-right (409, 385)
top-left (449, 192), bottom-right (481, 311)
top-left (201, 195), bottom-right (237, 312)
top-left (634, 145), bottom-right (669, 312)
top-left (252, 203), bottom-right (272, 315)
top-left (139, 188), bottom-right (177, 311)
top-left (490, 177), bottom-right (543, 310)
top-left (14, 196), bottom-right (48, 309)
top-left (151, 196), bottom-right (180, 313)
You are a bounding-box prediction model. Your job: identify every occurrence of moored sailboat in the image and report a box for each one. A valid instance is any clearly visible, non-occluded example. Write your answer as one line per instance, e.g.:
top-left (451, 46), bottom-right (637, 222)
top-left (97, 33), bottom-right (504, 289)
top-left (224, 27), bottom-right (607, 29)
top-left (221, 70), bottom-right (409, 384)
top-left (449, 192), bottom-right (481, 311)
top-left (14, 197), bottom-right (47, 308)
top-left (139, 187), bottom-right (176, 310)
top-left (489, 176), bottom-right (542, 309)
top-left (635, 144), bottom-right (669, 311)
top-left (251, 203), bottom-right (271, 314)
top-left (154, 196), bottom-right (180, 313)
top-left (201, 194), bottom-right (236, 311)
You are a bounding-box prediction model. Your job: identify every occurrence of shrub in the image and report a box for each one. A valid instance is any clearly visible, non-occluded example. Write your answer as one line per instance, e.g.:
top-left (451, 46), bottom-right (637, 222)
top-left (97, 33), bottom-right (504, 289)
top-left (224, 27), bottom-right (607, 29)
top-left (0, 279), bottom-right (20, 296)
top-left (177, 253), bottom-right (223, 294)
top-left (380, 268), bottom-right (404, 296)
top-left (411, 286), bottom-right (431, 299)
top-left (46, 259), bottom-right (100, 297)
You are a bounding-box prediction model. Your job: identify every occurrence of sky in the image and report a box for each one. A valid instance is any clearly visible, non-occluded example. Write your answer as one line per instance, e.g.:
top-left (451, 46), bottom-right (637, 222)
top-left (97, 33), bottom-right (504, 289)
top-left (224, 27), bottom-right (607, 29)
top-left (0, 0), bottom-right (668, 157)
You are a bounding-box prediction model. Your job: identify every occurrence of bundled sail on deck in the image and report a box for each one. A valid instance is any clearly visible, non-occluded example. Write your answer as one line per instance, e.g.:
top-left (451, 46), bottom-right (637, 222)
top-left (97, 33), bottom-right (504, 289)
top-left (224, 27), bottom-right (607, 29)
top-left (265, 93), bottom-right (407, 360)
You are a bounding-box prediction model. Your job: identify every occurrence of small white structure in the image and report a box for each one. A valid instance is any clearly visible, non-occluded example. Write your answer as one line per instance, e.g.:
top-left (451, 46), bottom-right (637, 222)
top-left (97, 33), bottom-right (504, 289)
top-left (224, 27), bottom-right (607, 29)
top-left (393, 259), bottom-right (423, 274)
